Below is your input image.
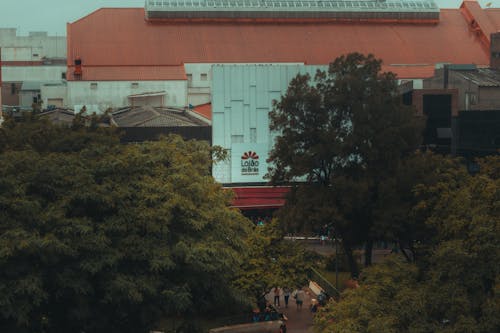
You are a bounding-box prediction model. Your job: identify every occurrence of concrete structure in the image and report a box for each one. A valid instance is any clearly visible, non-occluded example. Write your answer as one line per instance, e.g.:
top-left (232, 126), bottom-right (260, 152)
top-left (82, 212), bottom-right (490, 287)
top-left (65, 0), bottom-right (500, 114)
top-left (0, 28), bottom-right (66, 60)
top-left (0, 28), bottom-right (67, 110)
top-left (63, 0), bottom-right (500, 209)
top-left (212, 64), bottom-right (323, 184)
top-left (67, 79), bottom-right (187, 113)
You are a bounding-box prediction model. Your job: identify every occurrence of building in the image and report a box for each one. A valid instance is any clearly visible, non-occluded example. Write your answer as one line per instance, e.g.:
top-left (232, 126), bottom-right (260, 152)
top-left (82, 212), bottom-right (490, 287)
top-left (420, 33), bottom-right (500, 157)
top-left (0, 28), bottom-right (66, 110)
top-left (63, 0), bottom-right (500, 211)
top-left (109, 106), bottom-right (211, 143)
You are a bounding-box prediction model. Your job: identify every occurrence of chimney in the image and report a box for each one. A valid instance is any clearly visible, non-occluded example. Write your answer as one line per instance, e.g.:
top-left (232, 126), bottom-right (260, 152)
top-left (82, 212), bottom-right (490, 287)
top-left (490, 32), bottom-right (500, 69)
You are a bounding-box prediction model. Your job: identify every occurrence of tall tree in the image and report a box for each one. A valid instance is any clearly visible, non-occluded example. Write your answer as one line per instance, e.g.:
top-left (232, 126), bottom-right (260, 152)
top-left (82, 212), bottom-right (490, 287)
top-left (0, 132), bottom-right (252, 333)
top-left (268, 53), bottom-right (423, 275)
top-left (314, 156), bottom-right (500, 333)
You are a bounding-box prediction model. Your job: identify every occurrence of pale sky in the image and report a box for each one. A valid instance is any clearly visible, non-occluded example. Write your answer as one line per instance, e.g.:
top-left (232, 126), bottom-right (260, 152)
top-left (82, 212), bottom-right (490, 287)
top-left (0, 0), bottom-right (499, 36)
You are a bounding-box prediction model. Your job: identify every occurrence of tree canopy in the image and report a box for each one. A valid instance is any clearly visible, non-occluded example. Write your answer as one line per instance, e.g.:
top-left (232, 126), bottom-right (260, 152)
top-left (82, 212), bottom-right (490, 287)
top-left (0, 117), bottom-right (254, 332)
top-left (268, 53), bottom-right (424, 275)
top-left (314, 156), bottom-right (500, 333)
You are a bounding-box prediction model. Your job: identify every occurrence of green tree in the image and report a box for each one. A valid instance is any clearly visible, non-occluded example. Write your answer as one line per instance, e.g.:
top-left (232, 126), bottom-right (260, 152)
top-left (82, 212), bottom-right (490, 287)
top-left (314, 157), bottom-right (500, 333)
top-left (233, 219), bottom-right (313, 302)
top-left (268, 53), bottom-right (423, 275)
top-left (0, 132), bottom-right (252, 333)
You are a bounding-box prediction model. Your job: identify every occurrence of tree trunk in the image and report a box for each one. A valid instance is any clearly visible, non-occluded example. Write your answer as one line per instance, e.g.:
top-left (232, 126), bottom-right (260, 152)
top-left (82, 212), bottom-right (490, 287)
top-left (364, 239), bottom-right (373, 266)
top-left (343, 243), bottom-right (359, 278)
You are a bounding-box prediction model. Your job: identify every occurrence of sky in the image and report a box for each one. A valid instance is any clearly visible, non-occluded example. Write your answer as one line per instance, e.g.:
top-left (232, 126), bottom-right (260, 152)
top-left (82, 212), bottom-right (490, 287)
top-left (0, 0), bottom-right (499, 36)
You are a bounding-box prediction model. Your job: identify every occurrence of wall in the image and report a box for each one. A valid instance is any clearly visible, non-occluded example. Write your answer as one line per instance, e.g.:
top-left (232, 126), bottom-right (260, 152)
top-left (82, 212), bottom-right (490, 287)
top-left (211, 64), bottom-right (324, 184)
top-left (41, 84), bottom-right (67, 108)
top-left (0, 28), bottom-right (66, 59)
top-left (2, 65), bottom-right (66, 82)
top-left (67, 80), bottom-right (187, 113)
top-left (476, 86), bottom-right (500, 110)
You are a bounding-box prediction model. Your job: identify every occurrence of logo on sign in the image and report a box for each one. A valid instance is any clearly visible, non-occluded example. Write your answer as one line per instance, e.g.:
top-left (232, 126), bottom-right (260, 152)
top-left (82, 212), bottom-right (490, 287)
top-left (241, 151), bottom-right (259, 175)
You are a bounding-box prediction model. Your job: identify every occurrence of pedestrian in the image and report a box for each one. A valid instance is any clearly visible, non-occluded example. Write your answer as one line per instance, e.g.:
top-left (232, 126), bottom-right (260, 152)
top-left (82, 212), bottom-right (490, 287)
top-left (294, 288), bottom-right (305, 310)
top-left (283, 287), bottom-right (291, 308)
top-left (273, 287), bottom-right (281, 307)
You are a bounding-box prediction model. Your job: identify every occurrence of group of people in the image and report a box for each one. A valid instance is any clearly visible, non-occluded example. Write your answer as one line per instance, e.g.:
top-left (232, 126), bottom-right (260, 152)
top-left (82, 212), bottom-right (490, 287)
top-left (272, 287), bottom-right (306, 310)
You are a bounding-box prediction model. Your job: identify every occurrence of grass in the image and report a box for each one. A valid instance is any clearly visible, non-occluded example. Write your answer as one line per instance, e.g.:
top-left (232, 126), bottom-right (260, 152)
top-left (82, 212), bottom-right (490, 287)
top-left (316, 269), bottom-right (352, 291)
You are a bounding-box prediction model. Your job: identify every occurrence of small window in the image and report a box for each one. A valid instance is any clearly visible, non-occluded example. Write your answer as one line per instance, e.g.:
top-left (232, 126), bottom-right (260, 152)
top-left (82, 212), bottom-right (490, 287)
top-left (90, 83), bottom-right (98, 90)
top-left (33, 53), bottom-right (39, 57)
top-left (61, 72), bottom-right (66, 79)
top-left (131, 82), bottom-right (139, 89)
top-left (200, 73), bottom-right (208, 81)
top-left (11, 83), bottom-right (16, 95)
top-left (187, 74), bottom-right (193, 81)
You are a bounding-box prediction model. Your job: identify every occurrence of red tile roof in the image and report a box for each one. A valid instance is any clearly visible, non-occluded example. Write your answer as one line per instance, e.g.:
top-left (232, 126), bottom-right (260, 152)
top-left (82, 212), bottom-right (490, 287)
top-left (67, 6), bottom-right (498, 79)
top-left (192, 103), bottom-right (212, 120)
top-left (66, 65), bottom-right (186, 81)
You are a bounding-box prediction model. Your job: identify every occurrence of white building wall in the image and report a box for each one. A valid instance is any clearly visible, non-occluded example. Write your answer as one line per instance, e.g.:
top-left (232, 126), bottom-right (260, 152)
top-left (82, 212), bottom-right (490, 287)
top-left (211, 64), bottom-right (324, 184)
top-left (0, 29), bottom-right (66, 59)
top-left (184, 63), bottom-right (304, 107)
top-left (2, 66), bottom-right (66, 82)
top-left (41, 85), bottom-right (67, 108)
top-left (67, 80), bottom-right (187, 113)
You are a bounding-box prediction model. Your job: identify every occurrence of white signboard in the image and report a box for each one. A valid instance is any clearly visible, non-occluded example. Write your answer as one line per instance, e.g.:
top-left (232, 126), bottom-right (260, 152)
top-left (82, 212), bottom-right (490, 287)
top-left (231, 143), bottom-right (269, 183)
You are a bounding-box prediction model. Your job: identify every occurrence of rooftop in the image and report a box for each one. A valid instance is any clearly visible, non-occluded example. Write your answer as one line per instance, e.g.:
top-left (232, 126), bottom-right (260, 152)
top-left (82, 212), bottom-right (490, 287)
top-left (454, 68), bottom-right (500, 87)
top-left (145, 0), bottom-right (439, 21)
top-left (110, 106), bottom-right (209, 127)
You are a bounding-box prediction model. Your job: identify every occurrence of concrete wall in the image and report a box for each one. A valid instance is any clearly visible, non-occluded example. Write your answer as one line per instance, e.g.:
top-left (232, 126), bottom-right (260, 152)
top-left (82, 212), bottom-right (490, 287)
top-left (211, 64), bottom-right (324, 184)
top-left (67, 80), bottom-right (187, 113)
top-left (2, 65), bottom-right (66, 82)
top-left (0, 28), bottom-right (66, 59)
top-left (41, 84), bottom-right (67, 108)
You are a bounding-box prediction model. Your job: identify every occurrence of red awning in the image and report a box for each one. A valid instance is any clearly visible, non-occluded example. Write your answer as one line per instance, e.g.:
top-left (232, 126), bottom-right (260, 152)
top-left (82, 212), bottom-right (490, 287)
top-left (229, 186), bottom-right (290, 210)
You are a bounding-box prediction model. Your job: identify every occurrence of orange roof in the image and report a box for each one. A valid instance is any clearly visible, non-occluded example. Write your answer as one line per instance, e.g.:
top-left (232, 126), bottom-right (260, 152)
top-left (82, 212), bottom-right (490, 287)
top-left (66, 65), bottom-right (186, 81)
top-left (67, 7), bottom-right (498, 79)
top-left (192, 103), bottom-right (212, 120)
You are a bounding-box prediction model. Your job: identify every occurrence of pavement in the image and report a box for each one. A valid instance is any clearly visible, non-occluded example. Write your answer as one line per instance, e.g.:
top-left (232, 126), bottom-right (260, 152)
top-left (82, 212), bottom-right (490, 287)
top-left (266, 290), bottom-right (315, 333)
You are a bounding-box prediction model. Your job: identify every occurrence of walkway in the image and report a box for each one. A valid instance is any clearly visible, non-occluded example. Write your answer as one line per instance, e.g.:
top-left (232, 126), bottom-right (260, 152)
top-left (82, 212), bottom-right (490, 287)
top-left (266, 289), bottom-right (315, 333)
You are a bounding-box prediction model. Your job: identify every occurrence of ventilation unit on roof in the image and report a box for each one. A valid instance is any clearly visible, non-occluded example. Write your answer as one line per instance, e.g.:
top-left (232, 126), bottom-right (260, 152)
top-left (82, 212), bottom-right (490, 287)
top-left (145, 0), bottom-right (439, 22)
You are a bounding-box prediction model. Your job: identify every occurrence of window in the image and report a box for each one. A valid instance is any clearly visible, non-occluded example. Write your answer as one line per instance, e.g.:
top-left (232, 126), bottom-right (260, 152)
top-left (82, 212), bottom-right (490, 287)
top-left (131, 82), bottom-right (139, 89)
top-left (187, 74), bottom-right (193, 81)
top-left (11, 83), bottom-right (16, 95)
top-left (61, 72), bottom-right (66, 79)
top-left (90, 83), bottom-right (98, 90)
top-left (32, 53), bottom-right (39, 57)
top-left (200, 73), bottom-right (208, 81)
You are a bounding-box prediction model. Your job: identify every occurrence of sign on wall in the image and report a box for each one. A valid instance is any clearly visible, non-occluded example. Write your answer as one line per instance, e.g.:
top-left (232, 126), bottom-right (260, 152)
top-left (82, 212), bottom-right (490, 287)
top-left (231, 143), bottom-right (269, 183)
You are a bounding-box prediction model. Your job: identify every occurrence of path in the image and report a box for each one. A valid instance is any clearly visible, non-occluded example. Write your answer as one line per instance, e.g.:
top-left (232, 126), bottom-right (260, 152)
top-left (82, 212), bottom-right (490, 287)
top-left (266, 289), bottom-right (315, 333)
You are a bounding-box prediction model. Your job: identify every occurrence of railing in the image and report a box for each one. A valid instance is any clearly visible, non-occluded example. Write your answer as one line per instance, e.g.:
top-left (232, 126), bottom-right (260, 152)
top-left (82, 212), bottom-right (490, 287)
top-left (308, 267), bottom-right (340, 300)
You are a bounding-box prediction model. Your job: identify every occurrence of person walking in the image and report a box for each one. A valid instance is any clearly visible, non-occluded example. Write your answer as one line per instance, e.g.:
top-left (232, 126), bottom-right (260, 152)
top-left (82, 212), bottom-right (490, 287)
top-left (273, 287), bottom-right (281, 307)
top-left (283, 287), bottom-right (291, 308)
top-left (294, 288), bottom-right (305, 310)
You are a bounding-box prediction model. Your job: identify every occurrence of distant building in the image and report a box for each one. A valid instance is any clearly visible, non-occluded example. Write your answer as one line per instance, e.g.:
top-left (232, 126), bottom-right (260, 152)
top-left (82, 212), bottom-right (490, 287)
top-left (62, 0), bottom-right (500, 211)
top-left (416, 32), bottom-right (500, 157)
top-left (109, 106), bottom-right (211, 143)
top-left (0, 28), bottom-right (66, 110)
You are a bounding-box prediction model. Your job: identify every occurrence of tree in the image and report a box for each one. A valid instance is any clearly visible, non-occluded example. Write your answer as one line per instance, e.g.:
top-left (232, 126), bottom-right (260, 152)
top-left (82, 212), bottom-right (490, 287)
top-left (233, 219), bottom-right (313, 302)
top-left (314, 156), bottom-right (500, 333)
top-left (0, 131), bottom-right (252, 333)
top-left (268, 53), bottom-right (423, 275)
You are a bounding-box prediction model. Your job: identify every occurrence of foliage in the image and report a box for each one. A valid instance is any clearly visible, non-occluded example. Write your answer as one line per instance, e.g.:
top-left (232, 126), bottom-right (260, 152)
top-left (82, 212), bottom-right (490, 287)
top-left (314, 156), bottom-right (500, 333)
top-left (233, 219), bottom-right (313, 300)
top-left (268, 53), bottom-right (423, 275)
top-left (0, 121), bottom-right (253, 333)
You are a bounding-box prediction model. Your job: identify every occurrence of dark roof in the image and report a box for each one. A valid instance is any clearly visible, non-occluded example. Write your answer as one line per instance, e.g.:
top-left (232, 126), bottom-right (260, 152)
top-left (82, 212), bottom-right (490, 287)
top-left (110, 106), bottom-right (209, 127)
top-left (38, 108), bottom-right (76, 125)
top-left (454, 68), bottom-right (500, 87)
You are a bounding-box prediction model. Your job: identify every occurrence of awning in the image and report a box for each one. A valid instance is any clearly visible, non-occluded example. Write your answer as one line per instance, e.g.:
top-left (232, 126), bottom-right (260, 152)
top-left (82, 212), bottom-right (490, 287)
top-left (229, 186), bottom-right (290, 210)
